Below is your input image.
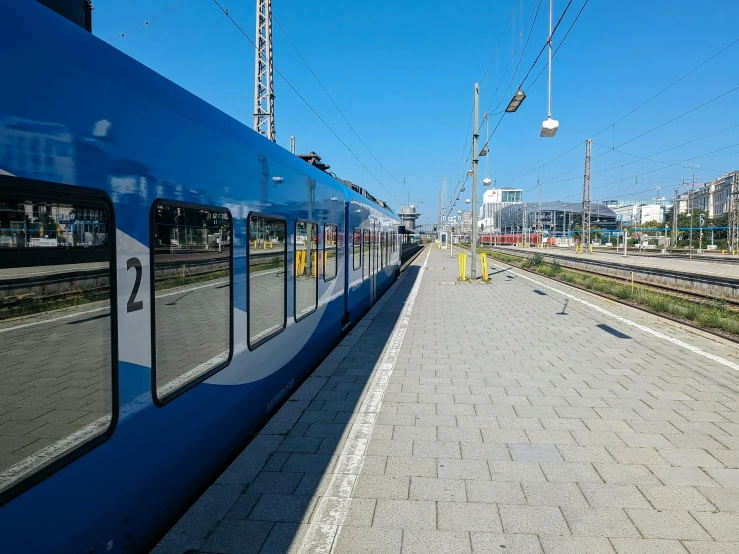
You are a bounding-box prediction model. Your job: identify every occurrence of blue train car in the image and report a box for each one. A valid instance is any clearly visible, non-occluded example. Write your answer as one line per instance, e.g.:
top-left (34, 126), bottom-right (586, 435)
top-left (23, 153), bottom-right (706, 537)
top-left (0, 3), bottom-right (401, 551)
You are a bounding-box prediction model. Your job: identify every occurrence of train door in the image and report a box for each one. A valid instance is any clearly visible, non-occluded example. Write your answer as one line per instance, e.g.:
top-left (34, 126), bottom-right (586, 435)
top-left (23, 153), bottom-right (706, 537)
top-left (370, 222), bottom-right (377, 304)
top-left (342, 202), bottom-right (350, 327)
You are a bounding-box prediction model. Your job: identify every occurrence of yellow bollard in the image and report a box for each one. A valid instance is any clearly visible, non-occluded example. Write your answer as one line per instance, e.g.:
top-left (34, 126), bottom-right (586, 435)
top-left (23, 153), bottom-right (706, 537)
top-left (253, 240), bottom-right (257, 249)
top-left (458, 253), bottom-right (467, 281)
top-left (480, 253), bottom-right (489, 282)
top-left (312, 252), bottom-right (317, 277)
top-left (589, 244), bottom-right (593, 253)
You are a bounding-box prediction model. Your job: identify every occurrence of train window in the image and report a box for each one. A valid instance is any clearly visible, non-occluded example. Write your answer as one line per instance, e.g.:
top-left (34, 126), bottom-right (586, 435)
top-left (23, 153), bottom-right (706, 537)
top-left (324, 224), bottom-right (337, 281)
top-left (248, 215), bottom-right (287, 347)
top-left (363, 229), bottom-right (370, 279)
top-left (352, 228), bottom-right (361, 271)
top-left (152, 202), bottom-right (232, 402)
top-left (381, 232), bottom-right (385, 268)
top-left (0, 183), bottom-right (114, 498)
top-left (295, 220), bottom-right (318, 319)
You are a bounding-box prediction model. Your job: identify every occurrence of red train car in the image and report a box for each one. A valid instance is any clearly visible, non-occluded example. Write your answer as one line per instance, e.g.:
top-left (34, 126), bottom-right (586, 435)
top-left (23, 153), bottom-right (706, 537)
top-left (478, 233), bottom-right (543, 245)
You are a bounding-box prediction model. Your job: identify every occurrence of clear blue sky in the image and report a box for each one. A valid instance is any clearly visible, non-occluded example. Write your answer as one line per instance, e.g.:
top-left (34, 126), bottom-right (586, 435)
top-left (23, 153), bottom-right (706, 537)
top-left (93, 0), bottom-right (739, 226)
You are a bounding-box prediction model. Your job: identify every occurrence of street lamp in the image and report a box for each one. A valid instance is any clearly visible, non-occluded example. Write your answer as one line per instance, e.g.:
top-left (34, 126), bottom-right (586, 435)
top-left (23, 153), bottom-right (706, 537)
top-left (506, 89), bottom-right (526, 112)
top-left (540, 0), bottom-right (559, 138)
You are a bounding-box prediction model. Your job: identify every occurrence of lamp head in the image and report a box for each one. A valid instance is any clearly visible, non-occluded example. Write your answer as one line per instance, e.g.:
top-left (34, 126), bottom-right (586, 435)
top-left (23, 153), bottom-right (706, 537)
top-left (540, 117), bottom-right (559, 138)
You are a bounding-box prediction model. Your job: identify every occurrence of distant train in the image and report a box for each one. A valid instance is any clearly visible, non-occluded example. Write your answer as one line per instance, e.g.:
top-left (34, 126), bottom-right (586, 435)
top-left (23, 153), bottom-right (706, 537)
top-left (479, 233), bottom-right (547, 245)
top-left (0, 3), bottom-right (402, 551)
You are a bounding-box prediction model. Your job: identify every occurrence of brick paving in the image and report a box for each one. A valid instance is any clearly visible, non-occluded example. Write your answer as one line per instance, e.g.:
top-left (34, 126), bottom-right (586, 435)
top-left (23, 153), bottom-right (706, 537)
top-left (155, 245), bottom-right (739, 553)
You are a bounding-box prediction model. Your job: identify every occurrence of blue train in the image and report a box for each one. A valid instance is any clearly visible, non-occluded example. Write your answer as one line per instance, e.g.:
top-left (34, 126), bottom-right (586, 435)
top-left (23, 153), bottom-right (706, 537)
top-left (0, 3), bottom-right (401, 551)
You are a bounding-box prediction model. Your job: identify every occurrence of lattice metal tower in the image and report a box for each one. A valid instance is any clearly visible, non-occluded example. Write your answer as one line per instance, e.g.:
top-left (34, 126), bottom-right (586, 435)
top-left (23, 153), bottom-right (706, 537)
top-left (522, 202), bottom-right (528, 246)
top-left (254, 0), bottom-right (275, 141)
top-left (730, 174), bottom-right (739, 252)
top-left (581, 139), bottom-right (592, 250)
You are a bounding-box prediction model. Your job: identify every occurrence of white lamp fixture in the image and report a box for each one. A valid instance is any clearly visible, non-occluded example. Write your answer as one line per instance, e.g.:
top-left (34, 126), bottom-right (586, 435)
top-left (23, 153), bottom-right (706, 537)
top-left (540, 117), bottom-right (559, 138)
top-left (465, 198), bottom-right (471, 204)
top-left (483, 177), bottom-right (492, 186)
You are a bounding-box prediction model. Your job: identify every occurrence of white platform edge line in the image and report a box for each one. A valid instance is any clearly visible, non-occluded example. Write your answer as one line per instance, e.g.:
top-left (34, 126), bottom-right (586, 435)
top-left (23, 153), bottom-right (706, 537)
top-left (295, 249), bottom-right (431, 554)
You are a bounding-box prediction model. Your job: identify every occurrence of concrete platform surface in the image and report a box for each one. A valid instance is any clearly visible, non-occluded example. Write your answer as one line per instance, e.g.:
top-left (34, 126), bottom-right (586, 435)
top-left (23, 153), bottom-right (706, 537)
top-left (154, 245), bottom-right (739, 554)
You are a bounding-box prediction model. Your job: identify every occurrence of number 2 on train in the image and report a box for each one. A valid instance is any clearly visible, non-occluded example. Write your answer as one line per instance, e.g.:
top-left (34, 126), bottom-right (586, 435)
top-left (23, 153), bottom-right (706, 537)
top-left (126, 257), bottom-right (144, 313)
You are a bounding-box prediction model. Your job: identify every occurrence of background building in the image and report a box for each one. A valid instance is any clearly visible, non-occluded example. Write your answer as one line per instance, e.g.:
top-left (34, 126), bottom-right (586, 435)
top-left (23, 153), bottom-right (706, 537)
top-left (677, 171), bottom-right (739, 218)
top-left (494, 201), bottom-right (618, 236)
top-left (478, 187), bottom-right (523, 232)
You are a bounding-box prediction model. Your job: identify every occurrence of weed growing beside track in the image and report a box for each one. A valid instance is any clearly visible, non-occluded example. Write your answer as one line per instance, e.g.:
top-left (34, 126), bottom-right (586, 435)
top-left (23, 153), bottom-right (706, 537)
top-left (484, 249), bottom-right (739, 339)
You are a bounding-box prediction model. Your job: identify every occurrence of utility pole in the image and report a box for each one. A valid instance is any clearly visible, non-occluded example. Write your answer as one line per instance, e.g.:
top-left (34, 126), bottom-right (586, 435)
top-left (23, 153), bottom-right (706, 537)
top-left (254, 0), bottom-right (275, 141)
top-left (731, 173), bottom-right (739, 253)
top-left (582, 138), bottom-right (592, 252)
top-left (673, 188), bottom-right (678, 246)
top-left (689, 173), bottom-right (695, 260)
top-left (537, 179), bottom-right (542, 241)
top-left (471, 83), bottom-right (480, 278)
top-left (289, 136), bottom-right (296, 154)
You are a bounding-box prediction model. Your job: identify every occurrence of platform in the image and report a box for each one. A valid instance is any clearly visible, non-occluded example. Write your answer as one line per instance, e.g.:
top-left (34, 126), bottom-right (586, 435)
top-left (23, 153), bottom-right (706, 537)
top-left (154, 245), bottom-right (739, 554)
top-left (502, 245), bottom-right (739, 281)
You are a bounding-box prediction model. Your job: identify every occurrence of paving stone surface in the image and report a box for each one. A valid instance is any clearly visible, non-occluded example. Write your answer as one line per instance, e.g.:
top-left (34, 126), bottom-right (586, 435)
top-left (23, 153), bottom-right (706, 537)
top-left (154, 246), bottom-right (739, 553)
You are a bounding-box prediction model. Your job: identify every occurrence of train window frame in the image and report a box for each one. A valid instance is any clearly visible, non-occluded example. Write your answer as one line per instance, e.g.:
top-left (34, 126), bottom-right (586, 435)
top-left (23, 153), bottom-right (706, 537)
top-left (247, 213), bottom-right (288, 350)
top-left (149, 200), bottom-right (234, 406)
top-left (382, 232), bottom-right (386, 268)
top-left (352, 227), bottom-right (361, 271)
top-left (294, 219), bottom-right (318, 321)
top-left (362, 229), bottom-right (370, 280)
top-left (323, 223), bottom-right (338, 282)
top-left (0, 176), bottom-right (119, 507)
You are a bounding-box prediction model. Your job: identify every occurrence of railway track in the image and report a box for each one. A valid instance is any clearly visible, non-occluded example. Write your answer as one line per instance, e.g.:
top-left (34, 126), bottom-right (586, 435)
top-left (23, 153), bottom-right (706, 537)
top-left (487, 246), bottom-right (739, 304)
top-left (478, 247), bottom-right (739, 344)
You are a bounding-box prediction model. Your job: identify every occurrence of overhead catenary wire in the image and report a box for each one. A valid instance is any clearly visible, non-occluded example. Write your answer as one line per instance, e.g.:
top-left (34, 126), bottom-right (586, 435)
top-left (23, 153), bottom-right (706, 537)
top-left (557, 142), bottom-right (739, 201)
top-left (487, 0), bottom-right (544, 115)
top-left (210, 0), bottom-right (402, 206)
top-left (527, 0), bottom-right (590, 88)
top-left (522, 86), bottom-right (739, 192)
top-left (499, 32), bottom-right (739, 188)
top-left (106, 0), bottom-right (189, 41)
top-left (273, 15), bottom-right (406, 189)
top-left (516, 0), bottom-right (577, 89)
top-left (446, 0), bottom-right (535, 216)
top-left (478, 0), bottom-right (581, 153)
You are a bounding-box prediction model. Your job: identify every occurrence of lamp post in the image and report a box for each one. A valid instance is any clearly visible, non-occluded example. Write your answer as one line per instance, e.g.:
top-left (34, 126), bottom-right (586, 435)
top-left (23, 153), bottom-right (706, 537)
top-left (470, 86), bottom-right (525, 277)
top-left (540, 0), bottom-right (559, 137)
top-left (688, 165), bottom-right (699, 260)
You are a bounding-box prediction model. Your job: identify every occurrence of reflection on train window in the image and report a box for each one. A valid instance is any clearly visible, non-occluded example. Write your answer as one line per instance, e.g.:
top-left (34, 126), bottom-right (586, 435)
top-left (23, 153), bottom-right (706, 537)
top-left (380, 231), bottom-right (386, 269)
top-left (295, 220), bottom-right (318, 319)
top-left (363, 229), bottom-right (370, 279)
top-left (248, 214), bottom-right (286, 347)
top-left (0, 188), bottom-right (113, 497)
top-left (152, 202), bottom-right (232, 402)
top-left (353, 228), bottom-right (361, 271)
top-left (324, 224), bottom-right (337, 281)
